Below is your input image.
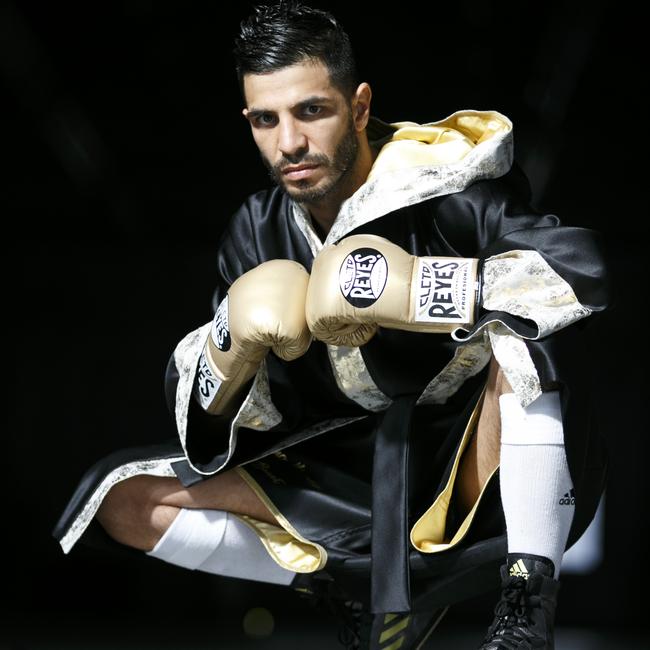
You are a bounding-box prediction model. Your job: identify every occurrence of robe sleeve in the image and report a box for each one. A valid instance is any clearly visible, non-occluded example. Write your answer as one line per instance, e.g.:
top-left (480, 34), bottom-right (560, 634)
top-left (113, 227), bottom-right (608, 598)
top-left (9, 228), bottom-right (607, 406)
top-left (162, 199), bottom-right (283, 483)
top-left (431, 161), bottom-right (613, 406)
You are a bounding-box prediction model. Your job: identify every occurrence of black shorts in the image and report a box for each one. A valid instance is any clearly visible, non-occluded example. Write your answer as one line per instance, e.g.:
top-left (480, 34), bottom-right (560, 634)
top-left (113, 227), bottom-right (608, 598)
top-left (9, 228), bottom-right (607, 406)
top-left (53, 375), bottom-right (514, 612)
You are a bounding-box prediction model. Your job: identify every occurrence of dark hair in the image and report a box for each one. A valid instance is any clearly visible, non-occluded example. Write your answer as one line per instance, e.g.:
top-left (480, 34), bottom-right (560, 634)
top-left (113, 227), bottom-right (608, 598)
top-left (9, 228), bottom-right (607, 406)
top-left (233, 1), bottom-right (359, 100)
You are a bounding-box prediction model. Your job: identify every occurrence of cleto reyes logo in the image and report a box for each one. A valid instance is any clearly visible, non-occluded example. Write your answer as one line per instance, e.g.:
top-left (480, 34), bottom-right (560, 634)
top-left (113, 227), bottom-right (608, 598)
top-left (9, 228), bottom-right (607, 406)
top-left (210, 294), bottom-right (231, 351)
top-left (415, 258), bottom-right (474, 323)
top-left (339, 247), bottom-right (388, 307)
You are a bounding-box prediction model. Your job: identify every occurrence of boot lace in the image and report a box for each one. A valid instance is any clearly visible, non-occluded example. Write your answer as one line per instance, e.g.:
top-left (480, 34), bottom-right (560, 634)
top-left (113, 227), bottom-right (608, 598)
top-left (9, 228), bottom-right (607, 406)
top-left (481, 576), bottom-right (543, 649)
top-left (296, 580), bottom-right (373, 649)
top-left (335, 599), bottom-right (373, 649)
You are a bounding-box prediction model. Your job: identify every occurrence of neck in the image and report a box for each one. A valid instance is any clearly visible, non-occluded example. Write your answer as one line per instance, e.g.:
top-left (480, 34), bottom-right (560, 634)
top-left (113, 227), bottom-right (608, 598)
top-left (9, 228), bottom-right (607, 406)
top-left (303, 136), bottom-right (377, 240)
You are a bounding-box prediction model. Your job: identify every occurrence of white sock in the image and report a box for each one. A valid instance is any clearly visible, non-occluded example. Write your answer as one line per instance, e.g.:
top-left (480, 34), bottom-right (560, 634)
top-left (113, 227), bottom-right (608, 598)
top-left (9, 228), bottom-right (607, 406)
top-left (499, 391), bottom-right (575, 579)
top-left (146, 507), bottom-right (298, 586)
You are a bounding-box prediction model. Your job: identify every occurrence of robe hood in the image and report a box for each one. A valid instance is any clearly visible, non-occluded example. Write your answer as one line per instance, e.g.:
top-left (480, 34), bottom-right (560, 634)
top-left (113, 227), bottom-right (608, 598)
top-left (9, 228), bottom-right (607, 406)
top-left (366, 109), bottom-right (513, 181)
top-left (294, 109), bottom-right (514, 248)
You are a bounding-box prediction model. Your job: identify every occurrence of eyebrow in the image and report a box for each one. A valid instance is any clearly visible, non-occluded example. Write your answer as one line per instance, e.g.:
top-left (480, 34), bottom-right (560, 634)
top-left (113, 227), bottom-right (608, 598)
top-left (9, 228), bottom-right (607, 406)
top-left (246, 95), bottom-right (334, 120)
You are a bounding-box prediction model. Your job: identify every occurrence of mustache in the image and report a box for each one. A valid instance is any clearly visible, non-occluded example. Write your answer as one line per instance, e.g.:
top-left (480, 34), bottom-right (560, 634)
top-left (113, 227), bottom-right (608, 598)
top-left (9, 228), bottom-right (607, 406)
top-left (274, 153), bottom-right (330, 174)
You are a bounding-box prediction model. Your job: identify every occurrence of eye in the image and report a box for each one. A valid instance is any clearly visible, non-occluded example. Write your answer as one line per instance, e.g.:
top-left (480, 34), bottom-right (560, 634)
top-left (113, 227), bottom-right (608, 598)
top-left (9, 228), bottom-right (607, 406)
top-left (303, 105), bottom-right (322, 117)
top-left (255, 113), bottom-right (277, 127)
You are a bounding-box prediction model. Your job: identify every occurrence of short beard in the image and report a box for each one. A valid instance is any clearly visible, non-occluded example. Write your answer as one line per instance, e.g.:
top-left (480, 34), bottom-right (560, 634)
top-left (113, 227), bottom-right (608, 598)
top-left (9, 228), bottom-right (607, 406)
top-left (262, 114), bottom-right (359, 205)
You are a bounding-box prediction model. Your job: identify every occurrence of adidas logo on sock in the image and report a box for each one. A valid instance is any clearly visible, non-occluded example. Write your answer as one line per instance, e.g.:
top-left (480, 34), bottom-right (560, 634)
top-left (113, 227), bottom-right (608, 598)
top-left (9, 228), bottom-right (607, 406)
top-left (509, 559), bottom-right (529, 579)
top-left (559, 488), bottom-right (576, 506)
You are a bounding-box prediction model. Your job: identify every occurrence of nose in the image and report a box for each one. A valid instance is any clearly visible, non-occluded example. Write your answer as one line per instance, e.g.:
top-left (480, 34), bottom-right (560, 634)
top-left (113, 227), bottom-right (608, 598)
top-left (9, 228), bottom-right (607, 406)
top-left (278, 116), bottom-right (308, 160)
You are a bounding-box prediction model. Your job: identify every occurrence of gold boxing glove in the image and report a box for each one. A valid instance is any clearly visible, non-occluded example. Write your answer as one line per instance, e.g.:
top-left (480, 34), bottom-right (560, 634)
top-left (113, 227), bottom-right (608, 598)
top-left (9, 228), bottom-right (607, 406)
top-left (306, 234), bottom-right (480, 346)
top-left (194, 259), bottom-right (312, 415)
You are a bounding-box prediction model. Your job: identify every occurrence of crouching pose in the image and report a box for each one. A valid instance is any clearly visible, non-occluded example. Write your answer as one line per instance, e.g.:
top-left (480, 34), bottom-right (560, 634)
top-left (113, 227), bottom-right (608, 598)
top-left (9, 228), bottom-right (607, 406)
top-left (54, 3), bottom-right (611, 648)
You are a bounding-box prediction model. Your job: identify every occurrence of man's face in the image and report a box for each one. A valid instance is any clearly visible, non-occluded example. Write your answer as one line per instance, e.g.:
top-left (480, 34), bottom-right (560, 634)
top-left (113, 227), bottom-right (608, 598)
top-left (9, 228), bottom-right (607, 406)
top-left (242, 59), bottom-right (359, 205)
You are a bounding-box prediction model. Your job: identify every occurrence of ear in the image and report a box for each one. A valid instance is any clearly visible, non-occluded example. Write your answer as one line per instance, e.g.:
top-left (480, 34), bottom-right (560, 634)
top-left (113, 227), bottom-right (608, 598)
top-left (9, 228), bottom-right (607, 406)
top-left (352, 82), bottom-right (372, 131)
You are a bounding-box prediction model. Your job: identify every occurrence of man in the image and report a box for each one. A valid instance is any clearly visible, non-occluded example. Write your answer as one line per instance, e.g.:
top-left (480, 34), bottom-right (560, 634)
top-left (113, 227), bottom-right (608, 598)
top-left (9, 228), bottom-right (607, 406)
top-left (53, 2), bottom-right (610, 648)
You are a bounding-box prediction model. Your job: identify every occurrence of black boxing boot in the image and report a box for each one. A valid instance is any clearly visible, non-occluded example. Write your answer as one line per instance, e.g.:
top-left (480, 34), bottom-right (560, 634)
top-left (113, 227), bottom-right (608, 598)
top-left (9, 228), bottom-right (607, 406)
top-left (294, 573), bottom-right (449, 650)
top-left (477, 554), bottom-right (560, 649)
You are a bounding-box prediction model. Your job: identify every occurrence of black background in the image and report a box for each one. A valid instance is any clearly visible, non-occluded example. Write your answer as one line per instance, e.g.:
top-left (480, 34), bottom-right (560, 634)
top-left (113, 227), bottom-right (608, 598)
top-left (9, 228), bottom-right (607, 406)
top-left (4, 0), bottom-right (644, 645)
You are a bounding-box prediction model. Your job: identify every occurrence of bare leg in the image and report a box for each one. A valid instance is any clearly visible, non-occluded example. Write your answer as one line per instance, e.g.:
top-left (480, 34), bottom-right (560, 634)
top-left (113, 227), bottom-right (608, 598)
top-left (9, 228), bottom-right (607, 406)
top-left (456, 356), bottom-right (513, 518)
top-left (96, 468), bottom-right (279, 552)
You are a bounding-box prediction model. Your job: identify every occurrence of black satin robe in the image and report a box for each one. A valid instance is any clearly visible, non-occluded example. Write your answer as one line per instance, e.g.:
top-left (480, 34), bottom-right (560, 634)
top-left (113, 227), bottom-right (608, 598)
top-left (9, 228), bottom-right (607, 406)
top-left (53, 160), bottom-right (612, 614)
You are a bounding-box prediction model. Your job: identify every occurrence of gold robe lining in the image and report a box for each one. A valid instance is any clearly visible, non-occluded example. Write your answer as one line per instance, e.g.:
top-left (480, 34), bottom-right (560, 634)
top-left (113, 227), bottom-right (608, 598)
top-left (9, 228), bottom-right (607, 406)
top-left (234, 466), bottom-right (328, 573)
top-left (410, 383), bottom-right (498, 553)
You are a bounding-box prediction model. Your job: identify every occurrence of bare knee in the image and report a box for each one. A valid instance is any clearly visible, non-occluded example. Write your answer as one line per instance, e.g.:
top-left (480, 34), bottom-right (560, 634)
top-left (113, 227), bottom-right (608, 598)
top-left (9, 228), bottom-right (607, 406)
top-left (96, 475), bottom-right (180, 552)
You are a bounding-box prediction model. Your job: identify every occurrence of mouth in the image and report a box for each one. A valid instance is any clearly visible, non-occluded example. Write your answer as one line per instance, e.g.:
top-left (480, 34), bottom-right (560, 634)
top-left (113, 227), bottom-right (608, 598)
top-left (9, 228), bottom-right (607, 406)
top-left (282, 164), bottom-right (320, 180)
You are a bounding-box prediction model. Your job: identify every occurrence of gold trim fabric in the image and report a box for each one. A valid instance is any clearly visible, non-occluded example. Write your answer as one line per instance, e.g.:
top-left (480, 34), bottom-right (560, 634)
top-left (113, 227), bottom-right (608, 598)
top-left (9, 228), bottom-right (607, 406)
top-left (292, 201), bottom-right (392, 411)
top-left (450, 249), bottom-right (593, 407)
top-left (172, 324), bottom-right (282, 476)
top-left (481, 249), bottom-right (592, 339)
top-left (410, 384), bottom-right (497, 553)
top-left (326, 344), bottom-right (392, 412)
top-left (325, 109), bottom-right (513, 246)
top-left (417, 330), bottom-right (492, 405)
top-left (59, 457), bottom-right (182, 554)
